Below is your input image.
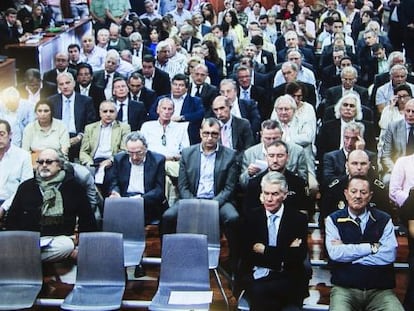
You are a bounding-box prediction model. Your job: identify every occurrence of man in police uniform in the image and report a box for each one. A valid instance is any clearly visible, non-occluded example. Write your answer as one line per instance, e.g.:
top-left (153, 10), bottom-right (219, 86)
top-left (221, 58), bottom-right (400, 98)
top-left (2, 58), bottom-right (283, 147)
top-left (319, 150), bottom-right (390, 227)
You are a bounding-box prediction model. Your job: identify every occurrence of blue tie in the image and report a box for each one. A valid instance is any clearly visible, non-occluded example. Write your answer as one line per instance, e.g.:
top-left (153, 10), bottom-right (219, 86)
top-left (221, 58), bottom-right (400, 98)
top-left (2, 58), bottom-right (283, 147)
top-left (268, 214), bottom-right (278, 246)
top-left (62, 98), bottom-right (71, 130)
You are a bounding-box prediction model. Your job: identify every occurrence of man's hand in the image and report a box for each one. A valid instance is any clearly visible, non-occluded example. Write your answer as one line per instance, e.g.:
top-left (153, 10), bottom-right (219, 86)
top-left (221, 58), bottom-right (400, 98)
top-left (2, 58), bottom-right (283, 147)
top-left (171, 115), bottom-right (184, 122)
top-left (99, 159), bottom-right (113, 169)
top-left (70, 135), bottom-right (82, 146)
top-left (331, 239), bottom-right (343, 245)
top-left (247, 164), bottom-right (261, 176)
top-left (355, 135), bottom-right (366, 150)
top-left (109, 191), bottom-right (121, 198)
top-left (253, 243), bottom-right (265, 254)
top-left (290, 238), bottom-right (302, 247)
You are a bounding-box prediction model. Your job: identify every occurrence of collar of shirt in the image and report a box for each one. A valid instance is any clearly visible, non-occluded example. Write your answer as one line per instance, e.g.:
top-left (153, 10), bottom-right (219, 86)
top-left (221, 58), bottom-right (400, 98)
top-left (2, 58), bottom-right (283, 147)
top-left (80, 84), bottom-right (91, 94)
top-left (348, 208), bottom-right (368, 223)
top-left (172, 93), bottom-right (187, 102)
top-left (117, 99), bottom-right (129, 107)
top-left (129, 157), bottom-right (146, 166)
top-left (25, 83), bottom-right (42, 96)
top-left (100, 121), bottom-right (114, 128)
top-left (199, 142), bottom-right (219, 155)
top-left (62, 93), bottom-right (75, 102)
top-left (222, 115), bottom-right (233, 128)
top-left (266, 204), bottom-right (284, 219)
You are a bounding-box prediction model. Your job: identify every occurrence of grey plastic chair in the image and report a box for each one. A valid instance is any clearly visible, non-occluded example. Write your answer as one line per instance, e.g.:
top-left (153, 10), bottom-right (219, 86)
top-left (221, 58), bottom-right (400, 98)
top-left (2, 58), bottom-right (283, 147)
top-left (176, 199), bottom-right (229, 309)
top-left (0, 231), bottom-right (42, 311)
top-left (103, 197), bottom-right (146, 267)
top-left (61, 232), bottom-right (125, 311)
top-left (149, 233), bottom-right (211, 311)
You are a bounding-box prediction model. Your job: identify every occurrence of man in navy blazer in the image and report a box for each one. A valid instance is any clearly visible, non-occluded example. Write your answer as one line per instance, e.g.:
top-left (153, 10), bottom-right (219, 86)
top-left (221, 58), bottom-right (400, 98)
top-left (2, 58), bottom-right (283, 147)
top-left (109, 131), bottom-right (167, 224)
top-left (47, 72), bottom-right (96, 161)
top-left (149, 74), bottom-right (205, 144)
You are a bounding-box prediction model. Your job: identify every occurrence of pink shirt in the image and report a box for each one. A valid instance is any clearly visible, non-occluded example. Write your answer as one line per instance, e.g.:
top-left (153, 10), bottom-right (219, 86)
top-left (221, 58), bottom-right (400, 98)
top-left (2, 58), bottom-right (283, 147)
top-left (389, 154), bottom-right (414, 206)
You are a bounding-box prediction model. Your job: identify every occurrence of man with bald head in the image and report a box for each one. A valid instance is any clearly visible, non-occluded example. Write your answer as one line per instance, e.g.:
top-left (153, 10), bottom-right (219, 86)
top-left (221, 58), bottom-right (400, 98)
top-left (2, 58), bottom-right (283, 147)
top-left (42, 52), bottom-right (77, 85)
top-left (6, 149), bottom-right (97, 261)
top-left (320, 149), bottom-right (390, 226)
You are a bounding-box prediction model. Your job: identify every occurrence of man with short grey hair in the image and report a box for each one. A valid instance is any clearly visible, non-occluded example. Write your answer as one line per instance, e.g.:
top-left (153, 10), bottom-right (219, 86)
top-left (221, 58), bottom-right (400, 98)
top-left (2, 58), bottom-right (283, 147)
top-left (109, 131), bottom-right (168, 224)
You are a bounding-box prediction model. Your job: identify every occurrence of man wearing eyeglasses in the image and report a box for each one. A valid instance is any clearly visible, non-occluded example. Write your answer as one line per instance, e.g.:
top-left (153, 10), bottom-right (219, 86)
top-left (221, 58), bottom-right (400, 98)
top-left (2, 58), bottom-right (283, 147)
top-left (162, 117), bottom-right (240, 273)
top-left (5, 148), bottom-right (97, 261)
top-left (109, 131), bottom-right (168, 224)
top-left (0, 119), bottom-right (33, 223)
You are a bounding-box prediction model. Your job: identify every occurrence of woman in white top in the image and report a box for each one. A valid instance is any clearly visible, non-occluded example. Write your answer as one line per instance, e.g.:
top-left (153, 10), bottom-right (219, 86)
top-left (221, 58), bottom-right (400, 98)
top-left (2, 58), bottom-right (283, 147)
top-left (22, 101), bottom-right (70, 160)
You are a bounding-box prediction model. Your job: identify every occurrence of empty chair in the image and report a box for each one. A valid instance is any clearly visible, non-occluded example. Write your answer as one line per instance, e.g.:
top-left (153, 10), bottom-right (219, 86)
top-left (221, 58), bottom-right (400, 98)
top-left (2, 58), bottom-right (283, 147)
top-left (0, 231), bottom-right (42, 311)
top-left (103, 197), bottom-right (146, 267)
top-left (149, 233), bottom-right (211, 311)
top-left (61, 232), bottom-right (125, 311)
top-left (176, 199), bottom-right (229, 309)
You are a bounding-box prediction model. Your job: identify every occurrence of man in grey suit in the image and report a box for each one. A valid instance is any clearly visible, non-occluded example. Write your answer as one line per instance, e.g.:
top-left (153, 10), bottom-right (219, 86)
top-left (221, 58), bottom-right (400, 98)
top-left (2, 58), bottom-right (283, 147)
top-left (240, 119), bottom-right (308, 188)
top-left (381, 99), bottom-right (414, 181)
top-left (212, 96), bottom-right (254, 159)
top-left (161, 117), bottom-right (240, 271)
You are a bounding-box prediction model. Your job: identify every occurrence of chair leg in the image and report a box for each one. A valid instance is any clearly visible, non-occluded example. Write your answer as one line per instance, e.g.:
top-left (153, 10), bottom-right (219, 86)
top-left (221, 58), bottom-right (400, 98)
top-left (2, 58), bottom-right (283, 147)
top-left (213, 268), bottom-right (229, 311)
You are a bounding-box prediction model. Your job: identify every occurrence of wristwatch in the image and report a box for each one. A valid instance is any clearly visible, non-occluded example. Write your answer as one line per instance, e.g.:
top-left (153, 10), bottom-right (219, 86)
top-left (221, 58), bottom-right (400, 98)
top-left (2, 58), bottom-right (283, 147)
top-left (370, 243), bottom-right (379, 254)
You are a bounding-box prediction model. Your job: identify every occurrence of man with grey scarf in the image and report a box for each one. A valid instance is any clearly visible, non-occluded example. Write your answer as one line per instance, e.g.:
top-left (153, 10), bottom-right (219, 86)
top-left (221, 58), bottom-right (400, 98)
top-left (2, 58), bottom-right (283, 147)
top-left (5, 149), bottom-right (97, 262)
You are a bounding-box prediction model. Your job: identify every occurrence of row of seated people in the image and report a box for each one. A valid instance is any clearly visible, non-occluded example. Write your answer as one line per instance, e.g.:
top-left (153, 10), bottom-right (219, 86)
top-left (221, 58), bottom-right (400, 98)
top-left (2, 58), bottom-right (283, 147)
top-left (0, 115), bottom-right (411, 310)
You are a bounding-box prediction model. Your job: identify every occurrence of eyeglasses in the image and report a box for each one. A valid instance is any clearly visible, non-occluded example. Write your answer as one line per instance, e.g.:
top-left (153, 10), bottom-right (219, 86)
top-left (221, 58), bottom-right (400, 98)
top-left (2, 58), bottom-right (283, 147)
top-left (161, 134), bottom-right (167, 146)
top-left (201, 131), bottom-right (220, 138)
top-left (342, 103), bottom-right (355, 108)
top-left (101, 109), bottom-right (115, 113)
top-left (397, 94), bottom-right (411, 100)
top-left (36, 159), bottom-right (59, 165)
top-left (127, 150), bottom-right (146, 156)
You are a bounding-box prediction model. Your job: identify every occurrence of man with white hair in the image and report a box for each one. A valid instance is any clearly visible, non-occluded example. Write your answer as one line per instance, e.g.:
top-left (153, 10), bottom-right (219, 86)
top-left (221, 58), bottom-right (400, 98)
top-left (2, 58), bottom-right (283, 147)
top-left (108, 23), bottom-right (130, 51)
top-left (93, 49), bottom-right (126, 99)
top-left (96, 28), bottom-right (110, 50)
top-left (155, 40), bottom-right (185, 79)
top-left (277, 30), bottom-right (315, 66)
top-left (79, 34), bottom-right (107, 71)
top-left (128, 32), bottom-right (152, 69)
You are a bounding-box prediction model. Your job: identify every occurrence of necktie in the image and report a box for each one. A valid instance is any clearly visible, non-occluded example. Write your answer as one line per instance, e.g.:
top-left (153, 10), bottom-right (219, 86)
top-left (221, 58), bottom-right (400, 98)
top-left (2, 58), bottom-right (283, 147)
top-left (195, 85), bottom-right (201, 97)
top-left (117, 102), bottom-right (124, 121)
top-left (355, 217), bottom-right (362, 233)
top-left (133, 95), bottom-right (138, 101)
top-left (407, 126), bottom-right (414, 155)
top-left (268, 214), bottom-right (278, 246)
top-left (242, 90), bottom-right (249, 100)
top-left (62, 98), bottom-right (71, 129)
top-left (104, 74), bottom-right (110, 88)
top-left (221, 125), bottom-right (230, 147)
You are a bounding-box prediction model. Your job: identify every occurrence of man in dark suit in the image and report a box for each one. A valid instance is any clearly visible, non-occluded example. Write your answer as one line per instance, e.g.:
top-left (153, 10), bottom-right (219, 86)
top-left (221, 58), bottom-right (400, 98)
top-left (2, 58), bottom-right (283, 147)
top-left (0, 8), bottom-right (29, 54)
top-left (236, 65), bottom-right (271, 120)
top-left (277, 30), bottom-right (315, 67)
top-left (244, 140), bottom-right (312, 216)
top-left (127, 72), bottom-right (156, 115)
top-left (47, 72), bottom-right (96, 161)
top-left (212, 96), bottom-right (255, 158)
top-left (74, 62), bottom-right (105, 113)
top-left (251, 35), bottom-right (276, 75)
top-left (189, 64), bottom-right (219, 116)
top-left (241, 171), bottom-right (309, 310)
top-left (112, 77), bottom-right (147, 131)
top-left (162, 117), bottom-right (240, 270)
top-left (139, 54), bottom-right (171, 97)
top-left (322, 121), bottom-right (376, 188)
top-left (211, 24), bottom-right (236, 73)
top-left (149, 74), bottom-right (205, 145)
top-left (18, 68), bottom-right (56, 105)
top-left (320, 48), bottom-right (345, 97)
top-left (43, 52), bottom-right (77, 86)
top-left (220, 79), bottom-right (261, 139)
top-left (109, 131), bottom-right (167, 224)
top-left (179, 24), bottom-right (201, 53)
top-left (323, 66), bottom-right (370, 111)
top-left (272, 62), bottom-right (317, 108)
top-left (128, 32), bottom-right (152, 64)
top-left (93, 50), bottom-right (126, 100)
